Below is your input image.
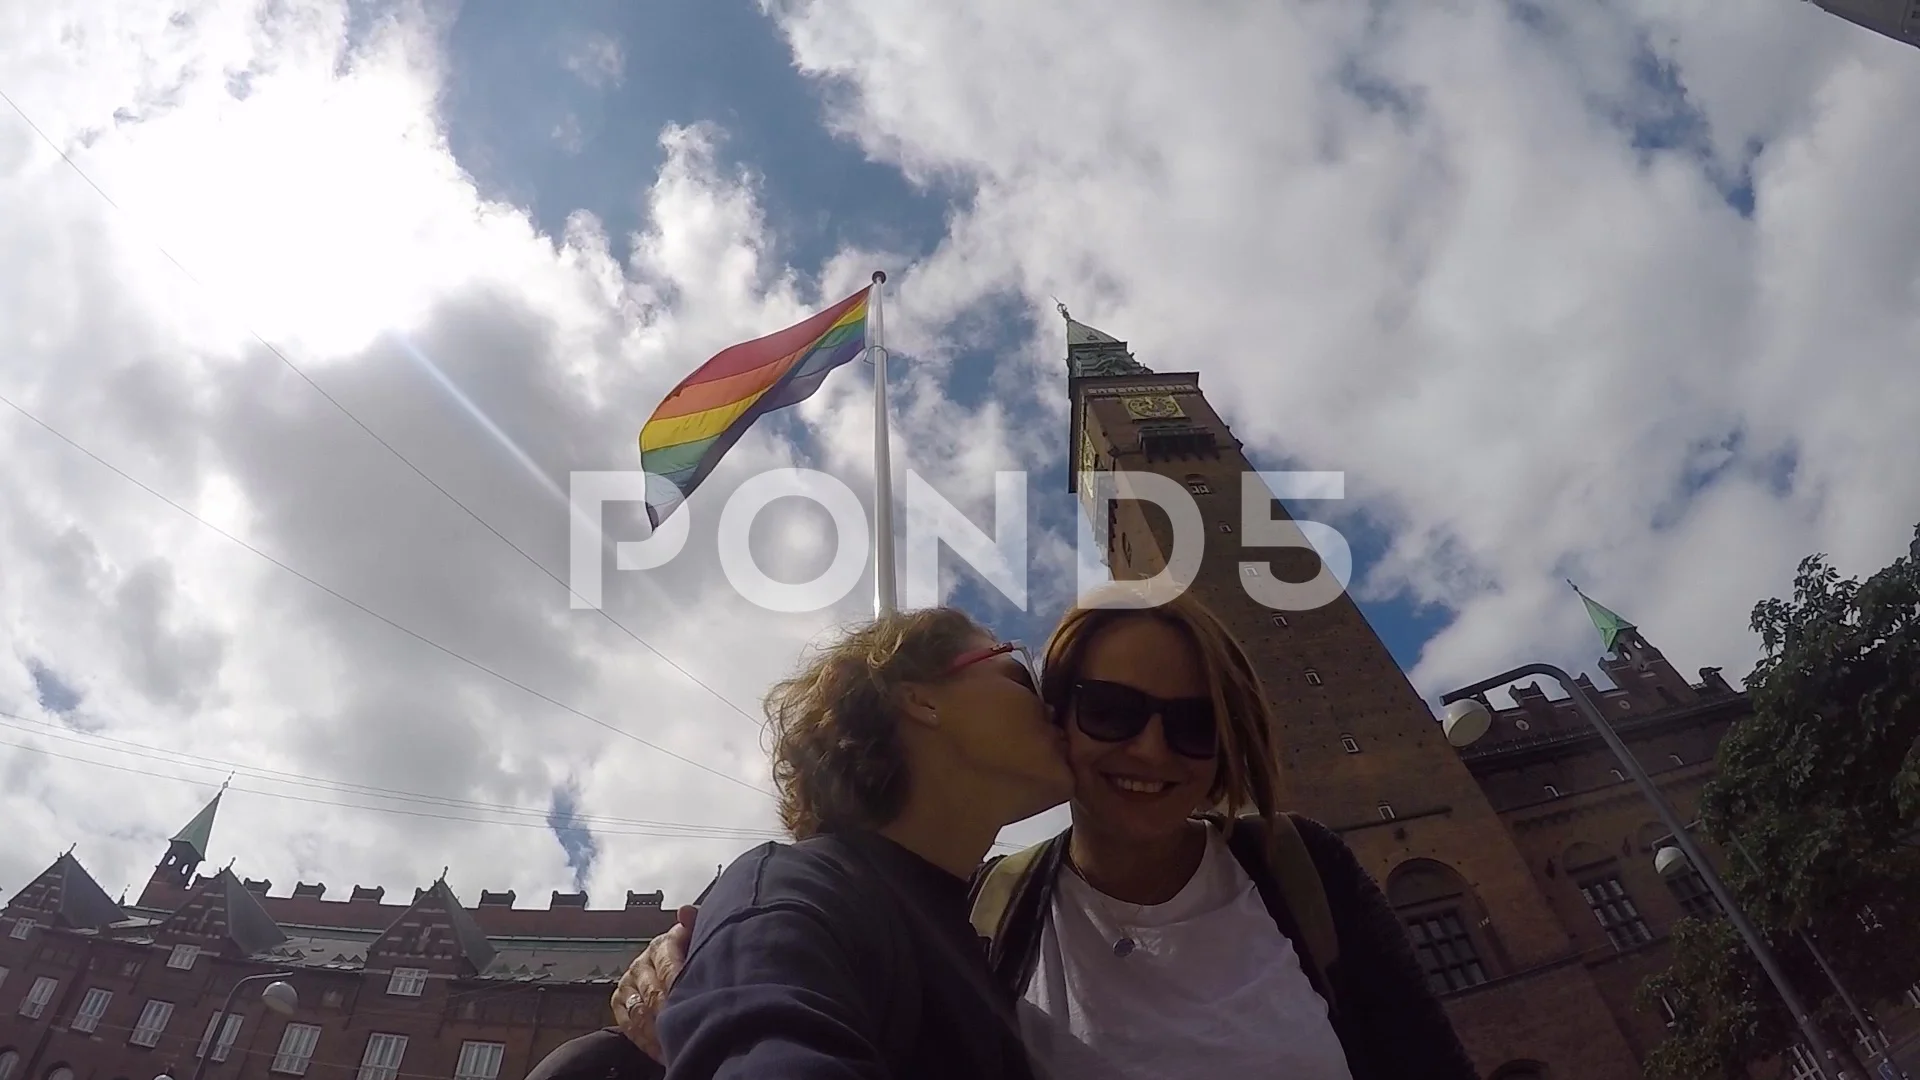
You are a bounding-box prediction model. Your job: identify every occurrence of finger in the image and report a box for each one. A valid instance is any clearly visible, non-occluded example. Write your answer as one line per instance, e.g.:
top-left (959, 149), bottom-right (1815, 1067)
top-left (675, 904), bottom-right (699, 930)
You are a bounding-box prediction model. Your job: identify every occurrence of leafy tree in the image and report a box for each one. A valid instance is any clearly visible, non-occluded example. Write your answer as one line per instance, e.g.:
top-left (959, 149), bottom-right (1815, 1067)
top-left (1640, 523), bottom-right (1920, 1078)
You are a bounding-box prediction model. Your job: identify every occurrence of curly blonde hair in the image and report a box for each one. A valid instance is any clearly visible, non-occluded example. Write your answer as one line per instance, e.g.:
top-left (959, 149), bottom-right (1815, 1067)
top-left (765, 607), bottom-right (990, 839)
top-left (1040, 585), bottom-right (1283, 824)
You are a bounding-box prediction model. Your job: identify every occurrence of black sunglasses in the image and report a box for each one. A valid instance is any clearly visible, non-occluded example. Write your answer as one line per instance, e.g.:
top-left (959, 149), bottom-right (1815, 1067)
top-left (1067, 680), bottom-right (1218, 759)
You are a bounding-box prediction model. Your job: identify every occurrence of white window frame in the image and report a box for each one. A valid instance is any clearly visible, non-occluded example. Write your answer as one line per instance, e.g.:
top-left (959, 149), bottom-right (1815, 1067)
top-left (72, 987), bottom-right (112, 1033)
top-left (0, 964), bottom-right (9, 990)
top-left (1377, 803), bottom-right (1395, 821)
top-left (1187, 481), bottom-right (1210, 495)
top-left (386, 967), bottom-right (429, 997)
top-left (131, 999), bottom-right (174, 1046)
top-left (454, 1041), bottom-right (506, 1080)
top-left (1270, 613), bottom-right (1288, 627)
top-left (1545, 784), bottom-right (1561, 798)
top-left (356, 1032), bottom-right (408, 1080)
top-left (1904, 981), bottom-right (1920, 1009)
top-left (198, 1010), bottom-right (245, 1061)
top-left (1340, 734), bottom-right (1360, 754)
top-left (1304, 669), bottom-right (1323, 686)
top-left (8, 919), bottom-right (32, 940)
top-left (19, 976), bottom-right (57, 1019)
top-left (0, 1049), bottom-right (18, 1080)
top-left (167, 943), bottom-right (200, 970)
top-left (272, 1022), bottom-right (323, 1075)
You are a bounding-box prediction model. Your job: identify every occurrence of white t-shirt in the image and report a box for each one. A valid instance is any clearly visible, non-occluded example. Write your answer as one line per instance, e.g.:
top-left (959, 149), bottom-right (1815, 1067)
top-left (1015, 825), bottom-right (1354, 1080)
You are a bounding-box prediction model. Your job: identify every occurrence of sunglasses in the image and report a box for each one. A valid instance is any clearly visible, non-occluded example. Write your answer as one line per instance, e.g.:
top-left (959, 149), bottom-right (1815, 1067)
top-left (1068, 679), bottom-right (1218, 759)
top-left (945, 641), bottom-right (1041, 696)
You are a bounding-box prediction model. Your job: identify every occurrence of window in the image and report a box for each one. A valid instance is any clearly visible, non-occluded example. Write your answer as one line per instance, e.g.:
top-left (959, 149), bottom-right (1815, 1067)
top-left (0, 965), bottom-right (8, 989)
top-left (1545, 785), bottom-right (1561, 798)
top-left (1658, 993), bottom-right (1679, 1027)
top-left (386, 967), bottom-right (428, 997)
top-left (1579, 875), bottom-right (1654, 950)
top-left (1903, 981), bottom-right (1920, 1009)
top-left (1242, 565), bottom-right (1259, 577)
top-left (44, 1069), bottom-right (69, 1080)
top-left (8, 919), bottom-right (32, 940)
top-left (357, 1033), bottom-right (408, 1080)
top-left (1611, 769), bottom-right (1625, 782)
top-left (1270, 613), bottom-right (1288, 627)
top-left (167, 944), bottom-right (199, 970)
top-left (1405, 911), bottom-right (1489, 995)
top-left (1859, 905), bottom-right (1885, 933)
top-left (455, 1041), bottom-right (506, 1080)
top-left (0, 1050), bottom-right (16, 1080)
top-left (273, 1023), bottom-right (323, 1075)
top-left (1217, 521), bottom-right (1233, 533)
top-left (1378, 803), bottom-right (1395, 821)
top-left (322, 990), bottom-right (344, 1009)
top-left (131, 1000), bottom-right (173, 1046)
top-left (1305, 670), bottom-right (1323, 686)
top-left (198, 1011), bottom-right (244, 1061)
top-left (1340, 735), bottom-right (1360, 754)
top-left (1666, 867), bottom-right (1719, 920)
top-left (1785, 1044), bottom-right (1820, 1080)
top-left (118, 960), bottom-right (141, 978)
top-left (73, 988), bottom-right (112, 1033)
top-left (1669, 753), bottom-right (1684, 766)
top-left (1187, 481), bottom-right (1210, 495)
top-left (19, 976), bottom-right (57, 1018)
top-left (1514, 718), bottom-right (1530, 731)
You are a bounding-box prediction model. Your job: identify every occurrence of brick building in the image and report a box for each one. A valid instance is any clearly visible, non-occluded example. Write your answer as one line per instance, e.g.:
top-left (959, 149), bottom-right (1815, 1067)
top-left (0, 795), bottom-right (684, 1080)
top-left (1059, 308), bottom-right (1918, 1078)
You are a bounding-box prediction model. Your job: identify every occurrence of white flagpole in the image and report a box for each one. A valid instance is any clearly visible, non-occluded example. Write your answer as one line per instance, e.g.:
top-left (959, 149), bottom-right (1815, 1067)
top-left (868, 270), bottom-right (898, 617)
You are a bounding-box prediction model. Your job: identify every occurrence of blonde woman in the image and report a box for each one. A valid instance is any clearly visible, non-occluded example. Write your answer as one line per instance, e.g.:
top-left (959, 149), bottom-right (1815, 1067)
top-left (610, 587), bottom-right (1478, 1080)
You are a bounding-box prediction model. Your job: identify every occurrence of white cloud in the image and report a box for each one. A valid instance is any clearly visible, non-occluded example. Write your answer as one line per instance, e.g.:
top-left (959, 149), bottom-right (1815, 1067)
top-left (561, 30), bottom-right (625, 90)
top-left (763, 0), bottom-right (1920, 706)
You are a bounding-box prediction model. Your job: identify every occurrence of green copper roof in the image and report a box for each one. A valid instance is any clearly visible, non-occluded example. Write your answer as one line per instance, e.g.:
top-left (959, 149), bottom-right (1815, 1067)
top-left (171, 790), bottom-right (222, 859)
top-left (1057, 301), bottom-right (1152, 378)
top-left (1569, 581), bottom-right (1636, 654)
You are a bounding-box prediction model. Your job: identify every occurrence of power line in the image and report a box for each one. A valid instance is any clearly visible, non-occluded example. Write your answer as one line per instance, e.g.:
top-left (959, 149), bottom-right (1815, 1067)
top-left (0, 708), bottom-right (777, 838)
top-left (0, 84), bottom-right (765, 732)
top-left (0, 707), bottom-right (1025, 853)
top-left (0, 388), bottom-right (768, 798)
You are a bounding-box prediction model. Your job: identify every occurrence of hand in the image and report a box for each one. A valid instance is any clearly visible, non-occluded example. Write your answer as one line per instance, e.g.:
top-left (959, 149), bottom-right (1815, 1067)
top-left (612, 905), bottom-right (697, 1062)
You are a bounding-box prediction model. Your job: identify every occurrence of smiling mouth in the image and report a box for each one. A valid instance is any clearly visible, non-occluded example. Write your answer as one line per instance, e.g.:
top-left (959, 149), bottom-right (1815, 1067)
top-left (1104, 774), bottom-right (1176, 796)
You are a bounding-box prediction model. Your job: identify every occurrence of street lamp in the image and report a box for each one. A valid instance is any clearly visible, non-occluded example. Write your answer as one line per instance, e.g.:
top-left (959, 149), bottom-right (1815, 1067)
top-left (188, 972), bottom-right (299, 1080)
top-left (1440, 663), bottom-right (1847, 1080)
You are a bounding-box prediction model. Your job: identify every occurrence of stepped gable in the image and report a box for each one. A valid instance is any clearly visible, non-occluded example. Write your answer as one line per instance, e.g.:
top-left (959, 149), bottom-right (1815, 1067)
top-left (153, 866), bottom-right (289, 957)
top-left (1, 851), bottom-right (126, 933)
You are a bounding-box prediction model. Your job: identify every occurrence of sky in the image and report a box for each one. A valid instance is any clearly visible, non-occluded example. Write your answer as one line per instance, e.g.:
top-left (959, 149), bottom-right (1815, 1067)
top-left (2, 0), bottom-right (1917, 912)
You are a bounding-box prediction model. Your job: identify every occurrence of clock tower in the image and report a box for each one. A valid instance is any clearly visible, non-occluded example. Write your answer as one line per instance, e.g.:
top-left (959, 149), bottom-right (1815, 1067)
top-left (1059, 306), bottom-right (1645, 1079)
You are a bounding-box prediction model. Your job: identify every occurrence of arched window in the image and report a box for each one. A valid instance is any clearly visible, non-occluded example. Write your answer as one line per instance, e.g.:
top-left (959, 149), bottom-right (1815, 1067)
top-left (1387, 860), bottom-right (1497, 995)
top-left (45, 1066), bottom-right (74, 1080)
top-left (0, 1050), bottom-right (21, 1080)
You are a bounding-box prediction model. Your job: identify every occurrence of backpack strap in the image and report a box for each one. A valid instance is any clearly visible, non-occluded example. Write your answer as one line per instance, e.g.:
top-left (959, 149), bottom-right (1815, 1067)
top-left (968, 835), bottom-right (1067, 993)
top-left (1214, 812), bottom-right (1341, 1015)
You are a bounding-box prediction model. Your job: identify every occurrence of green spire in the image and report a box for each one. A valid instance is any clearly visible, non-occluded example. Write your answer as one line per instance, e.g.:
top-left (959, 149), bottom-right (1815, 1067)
top-left (171, 783), bottom-right (225, 859)
top-left (1056, 300), bottom-right (1151, 377)
top-left (1569, 580), bottom-right (1636, 654)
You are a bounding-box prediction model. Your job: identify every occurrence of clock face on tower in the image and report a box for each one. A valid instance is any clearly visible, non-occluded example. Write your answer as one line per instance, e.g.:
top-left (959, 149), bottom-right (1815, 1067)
top-left (1122, 394), bottom-right (1184, 421)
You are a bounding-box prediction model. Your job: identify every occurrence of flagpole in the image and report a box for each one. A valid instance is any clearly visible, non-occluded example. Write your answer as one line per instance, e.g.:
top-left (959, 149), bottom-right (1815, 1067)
top-left (869, 270), bottom-right (898, 617)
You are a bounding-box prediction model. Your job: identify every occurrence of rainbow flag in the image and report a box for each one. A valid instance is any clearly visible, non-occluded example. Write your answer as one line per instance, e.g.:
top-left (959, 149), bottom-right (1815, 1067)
top-left (639, 286), bottom-right (872, 526)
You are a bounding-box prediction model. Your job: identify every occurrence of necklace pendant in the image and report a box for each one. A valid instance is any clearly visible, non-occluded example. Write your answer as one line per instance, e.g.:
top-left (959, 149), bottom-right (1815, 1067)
top-left (1112, 936), bottom-right (1136, 958)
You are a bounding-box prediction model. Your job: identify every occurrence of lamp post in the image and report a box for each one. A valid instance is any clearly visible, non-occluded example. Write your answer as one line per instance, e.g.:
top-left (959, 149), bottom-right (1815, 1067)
top-left (1655, 828), bottom-right (1893, 1067)
top-left (188, 972), bottom-right (299, 1080)
top-left (1439, 663), bottom-right (1847, 1080)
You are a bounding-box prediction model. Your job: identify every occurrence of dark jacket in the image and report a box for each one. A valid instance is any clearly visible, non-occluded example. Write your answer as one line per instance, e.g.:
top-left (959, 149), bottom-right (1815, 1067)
top-left (523, 1029), bottom-right (661, 1080)
top-left (978, 814), bottom-right (1481, 1080)
top-left (653, 830), bottom-right (1035, 1080)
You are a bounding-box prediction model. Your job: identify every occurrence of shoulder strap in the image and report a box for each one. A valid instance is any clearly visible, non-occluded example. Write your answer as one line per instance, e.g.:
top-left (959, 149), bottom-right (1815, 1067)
top-left (968, 842), bottom-right (1047, 940)
top-left (1214, 813), bottom-right (1340, 1011)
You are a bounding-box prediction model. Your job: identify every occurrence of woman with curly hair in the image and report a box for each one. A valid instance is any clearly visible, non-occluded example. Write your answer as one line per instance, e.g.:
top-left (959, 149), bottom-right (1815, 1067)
top-left (643, 605), bottom-right (1070, 1080)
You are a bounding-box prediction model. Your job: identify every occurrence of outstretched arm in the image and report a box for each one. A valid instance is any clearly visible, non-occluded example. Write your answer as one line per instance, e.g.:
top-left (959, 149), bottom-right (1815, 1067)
top-left (657, 902), bottom-right (890, 1080)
